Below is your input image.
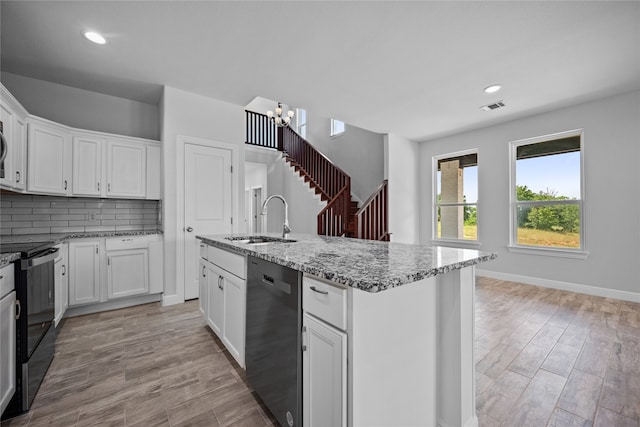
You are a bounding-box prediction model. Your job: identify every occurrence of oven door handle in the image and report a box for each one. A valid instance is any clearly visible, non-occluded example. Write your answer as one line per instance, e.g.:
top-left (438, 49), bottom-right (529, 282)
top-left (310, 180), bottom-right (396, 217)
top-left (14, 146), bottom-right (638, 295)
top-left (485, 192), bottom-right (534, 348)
top-left (22, 247), bottom-right (59, 269)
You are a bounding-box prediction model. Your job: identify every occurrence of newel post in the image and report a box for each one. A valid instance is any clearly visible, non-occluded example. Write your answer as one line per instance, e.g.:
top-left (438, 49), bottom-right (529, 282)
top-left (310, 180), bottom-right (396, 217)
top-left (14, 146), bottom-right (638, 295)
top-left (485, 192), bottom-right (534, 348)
top-left (277, 127), bottom-right (284, 152)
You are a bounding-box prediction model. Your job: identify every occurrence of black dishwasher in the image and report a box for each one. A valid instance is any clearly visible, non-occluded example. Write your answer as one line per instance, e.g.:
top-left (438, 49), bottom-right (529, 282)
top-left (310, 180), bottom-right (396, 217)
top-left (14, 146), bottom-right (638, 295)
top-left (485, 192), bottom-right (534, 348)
top-left (246, 256), bottom-right (302, 427)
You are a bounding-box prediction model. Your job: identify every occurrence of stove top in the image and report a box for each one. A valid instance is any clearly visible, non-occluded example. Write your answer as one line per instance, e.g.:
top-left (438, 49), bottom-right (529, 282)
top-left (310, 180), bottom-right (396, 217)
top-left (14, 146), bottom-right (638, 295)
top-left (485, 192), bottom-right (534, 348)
top-left (0, 241), bottom-right (56, 258)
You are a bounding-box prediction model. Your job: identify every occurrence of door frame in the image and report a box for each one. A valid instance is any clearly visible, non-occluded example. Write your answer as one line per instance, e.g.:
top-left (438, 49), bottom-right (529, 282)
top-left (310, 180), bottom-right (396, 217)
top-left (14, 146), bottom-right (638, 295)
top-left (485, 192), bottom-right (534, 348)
top-left (174, 135), bottom-right (239, 305)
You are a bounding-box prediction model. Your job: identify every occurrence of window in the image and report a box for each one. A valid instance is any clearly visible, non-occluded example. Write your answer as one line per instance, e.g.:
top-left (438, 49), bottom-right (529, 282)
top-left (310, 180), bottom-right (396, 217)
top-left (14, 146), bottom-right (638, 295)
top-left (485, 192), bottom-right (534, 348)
top-left (433, 150), bottom-right (478, 242)
top-left (510, 130), bottom-right (585, 255)
top-left (330, 119), bottom-right (345, 136)
top-left (296, 108), bottom-right (307, 138)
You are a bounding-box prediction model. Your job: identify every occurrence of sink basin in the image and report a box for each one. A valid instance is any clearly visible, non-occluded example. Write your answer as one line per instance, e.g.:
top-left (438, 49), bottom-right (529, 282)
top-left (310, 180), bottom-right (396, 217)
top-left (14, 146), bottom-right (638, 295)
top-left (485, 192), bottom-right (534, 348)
top-left (225, 236), bottom-right (297, 245)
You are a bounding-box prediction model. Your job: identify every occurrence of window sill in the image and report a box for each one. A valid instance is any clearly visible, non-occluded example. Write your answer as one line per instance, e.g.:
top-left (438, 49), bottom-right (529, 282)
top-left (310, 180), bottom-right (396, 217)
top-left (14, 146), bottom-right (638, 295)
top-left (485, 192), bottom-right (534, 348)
top-left (431, 239), bottom-right (482, 249)
top-left (507, 245), bottom-right (589, 260)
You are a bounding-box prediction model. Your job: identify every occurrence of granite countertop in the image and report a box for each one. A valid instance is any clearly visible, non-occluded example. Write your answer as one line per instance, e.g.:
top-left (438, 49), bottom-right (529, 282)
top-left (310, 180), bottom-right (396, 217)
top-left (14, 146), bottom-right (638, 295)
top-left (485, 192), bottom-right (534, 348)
top-left (197, 233), bottom-right (497, 293)
top-left (0, 230), bottom-right (163, 267)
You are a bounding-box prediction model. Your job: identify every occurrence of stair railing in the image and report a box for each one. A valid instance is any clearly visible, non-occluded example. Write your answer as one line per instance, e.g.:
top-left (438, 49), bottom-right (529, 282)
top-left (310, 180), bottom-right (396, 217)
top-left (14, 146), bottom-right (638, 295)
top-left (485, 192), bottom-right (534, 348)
top-left (282, 126), bottom-right (352, 236)
top-left (245, 110), bottom-right (278, 149)
top-left (354, 180), bottom-right (390, 241)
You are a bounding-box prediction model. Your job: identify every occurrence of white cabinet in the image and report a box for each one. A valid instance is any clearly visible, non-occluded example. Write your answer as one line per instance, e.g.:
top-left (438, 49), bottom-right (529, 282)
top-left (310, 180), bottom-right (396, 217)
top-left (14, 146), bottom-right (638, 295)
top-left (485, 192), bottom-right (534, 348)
top-left (72, 135), bottom-right (104, 197)
top-left (302, 276), bottom-right (348, 427)
top-left (27, 117), bottom-right (72, 195)
top-left (54, 243), bottom-right (69, 327)
top-left (68, 240), bottom-right (101, 306)
top-left (303, 313), bottom-right (347, 427)
top-left (146, 144), bottom-right (161, 200)
top-left (1, 264), bottom-right (16, 415)
top-left (199, 243), bottom-right (246, 368)
top-left (1, 84), bottom-right (28, 191)
top-left (198, 258), bottom-right (208, 315)
top-left (106, 242), bottom-right (149, 299)
top-left (206, 263), bottom-right (224, 337)
top-left (107, 140), bottom-right (146, 198)
top-left (67, 235), bottom-right (162, 308)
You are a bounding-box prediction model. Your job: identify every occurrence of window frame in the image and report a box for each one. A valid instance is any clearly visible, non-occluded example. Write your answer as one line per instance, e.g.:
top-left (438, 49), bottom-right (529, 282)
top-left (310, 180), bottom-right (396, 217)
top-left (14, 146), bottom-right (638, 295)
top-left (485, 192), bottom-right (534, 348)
top-left (508, 129), bottom-right (588, 259)
top-left (432, 148), bottom-right (480, 247)
top-left (330, 119), bottom-right (345, 137)
top-left (296, 108), bottom-right (307, 138)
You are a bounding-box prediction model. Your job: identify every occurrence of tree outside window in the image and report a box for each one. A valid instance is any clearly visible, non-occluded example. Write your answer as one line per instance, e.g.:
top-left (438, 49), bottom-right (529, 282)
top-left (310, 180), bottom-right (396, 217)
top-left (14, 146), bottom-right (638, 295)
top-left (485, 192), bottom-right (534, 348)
top-left (511, 131), bottom-right (584, 251)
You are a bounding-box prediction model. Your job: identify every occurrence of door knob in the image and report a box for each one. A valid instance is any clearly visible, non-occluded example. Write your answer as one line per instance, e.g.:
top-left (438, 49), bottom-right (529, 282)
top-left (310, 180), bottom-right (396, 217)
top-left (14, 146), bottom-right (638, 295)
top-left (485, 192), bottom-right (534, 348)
top-left (186, 226), bottom-right (193, 232)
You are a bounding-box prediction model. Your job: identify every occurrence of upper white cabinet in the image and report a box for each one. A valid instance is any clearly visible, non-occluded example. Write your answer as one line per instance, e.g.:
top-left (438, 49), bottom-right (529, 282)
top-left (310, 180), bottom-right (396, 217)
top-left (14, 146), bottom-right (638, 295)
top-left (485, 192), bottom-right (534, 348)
top-left (1, 84), bottom-right (161, 199)
top-left (107, 140), bottom-right (146, 198)
top-left (1, 84), bottom-right (28, 191)
top-left (72, 135), bottom-right (104, 197)
top-left (27, 117), bottom-right (72, 195)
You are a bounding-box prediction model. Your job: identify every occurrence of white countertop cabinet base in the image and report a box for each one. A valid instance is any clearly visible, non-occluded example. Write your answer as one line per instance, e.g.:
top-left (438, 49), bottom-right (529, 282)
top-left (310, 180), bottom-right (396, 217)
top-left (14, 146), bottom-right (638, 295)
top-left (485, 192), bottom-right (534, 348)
top-left (0, 264), bottom-right (16, 415)
top-left (347, 266), bottom-right (477, 427)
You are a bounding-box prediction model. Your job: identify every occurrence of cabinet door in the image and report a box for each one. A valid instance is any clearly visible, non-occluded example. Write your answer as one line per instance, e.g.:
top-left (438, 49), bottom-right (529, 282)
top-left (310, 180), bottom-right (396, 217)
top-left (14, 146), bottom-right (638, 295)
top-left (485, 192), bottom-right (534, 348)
top-left (68, 241), bottom-right (101, 306)
top-left (303, 313), bottom-right (347, 427)
top-left (12, 113), bottom-right (27, 191)
top-left (28, 120), bottom-right (71, 195)
top-left (54, 258), bottom-right (64, 326)
top-left (146, 144), bottom-right (161, 200)
top-left (107, 248), bottom-right (149, 299)
top-left (198, 259), bottom-right (208, 315)
top-left (73, 136), bottom-right (103, 197)
top-left (221, 272), bottom-right (245, 367)
top-left (206, 263), bottom-right (224, 337)
top-left (0, 291), bottom-right (16, 414)
top-left (107, 141), bottom-right (146, 198)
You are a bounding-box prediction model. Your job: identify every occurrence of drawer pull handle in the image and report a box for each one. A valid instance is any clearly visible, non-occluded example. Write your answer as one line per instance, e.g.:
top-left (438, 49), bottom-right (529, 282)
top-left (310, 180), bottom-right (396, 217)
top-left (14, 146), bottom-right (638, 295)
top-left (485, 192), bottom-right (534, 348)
top-left (310, 286), bottom-right (328, 295)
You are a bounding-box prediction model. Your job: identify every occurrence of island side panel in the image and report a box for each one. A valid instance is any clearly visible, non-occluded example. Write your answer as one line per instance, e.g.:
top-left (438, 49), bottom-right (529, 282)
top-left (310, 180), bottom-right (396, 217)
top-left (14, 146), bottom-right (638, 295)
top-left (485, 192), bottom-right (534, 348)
top-left (348, 276), bottom-right (438, 427)
top-left (437, 266), bottom-right (477, 427)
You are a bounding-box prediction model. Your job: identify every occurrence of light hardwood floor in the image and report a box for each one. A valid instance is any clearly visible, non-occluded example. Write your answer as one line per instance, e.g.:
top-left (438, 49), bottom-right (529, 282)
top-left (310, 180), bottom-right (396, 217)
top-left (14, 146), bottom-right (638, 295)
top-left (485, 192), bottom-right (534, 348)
top-left (2, 277), bottom-right (639, 427)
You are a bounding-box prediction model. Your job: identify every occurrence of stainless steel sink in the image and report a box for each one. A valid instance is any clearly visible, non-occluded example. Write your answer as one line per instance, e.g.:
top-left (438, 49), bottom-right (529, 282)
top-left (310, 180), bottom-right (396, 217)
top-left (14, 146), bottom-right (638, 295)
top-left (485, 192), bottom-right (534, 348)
top-left (225, 236), bottom-right (297, 245)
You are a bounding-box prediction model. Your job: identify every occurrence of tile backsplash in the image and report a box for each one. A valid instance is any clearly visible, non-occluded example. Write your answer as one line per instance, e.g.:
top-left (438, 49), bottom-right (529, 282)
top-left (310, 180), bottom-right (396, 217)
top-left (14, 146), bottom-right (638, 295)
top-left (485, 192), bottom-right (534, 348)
top-left (0, 194), bottom-right (161, 236)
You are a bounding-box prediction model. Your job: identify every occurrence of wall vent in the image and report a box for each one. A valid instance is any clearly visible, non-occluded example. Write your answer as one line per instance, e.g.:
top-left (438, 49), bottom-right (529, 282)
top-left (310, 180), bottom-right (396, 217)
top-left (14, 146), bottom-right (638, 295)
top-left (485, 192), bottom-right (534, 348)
top-left (480, 101), bottom-right (506, 111)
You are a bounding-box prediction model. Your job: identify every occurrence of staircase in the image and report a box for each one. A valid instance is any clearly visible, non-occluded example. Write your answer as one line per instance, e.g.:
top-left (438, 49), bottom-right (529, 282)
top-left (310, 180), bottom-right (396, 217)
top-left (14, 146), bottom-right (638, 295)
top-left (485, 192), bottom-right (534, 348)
top-left (246, 110), bottom-right (389, 240)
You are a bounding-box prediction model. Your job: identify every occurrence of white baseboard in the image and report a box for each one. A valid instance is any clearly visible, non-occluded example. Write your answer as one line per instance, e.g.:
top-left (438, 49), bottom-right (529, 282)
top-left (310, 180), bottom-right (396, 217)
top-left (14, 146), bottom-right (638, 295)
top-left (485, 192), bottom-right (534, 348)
top-left (162, 293), bottom-right (185, 306)
top-left (476, 269), bottom-right (640, 303)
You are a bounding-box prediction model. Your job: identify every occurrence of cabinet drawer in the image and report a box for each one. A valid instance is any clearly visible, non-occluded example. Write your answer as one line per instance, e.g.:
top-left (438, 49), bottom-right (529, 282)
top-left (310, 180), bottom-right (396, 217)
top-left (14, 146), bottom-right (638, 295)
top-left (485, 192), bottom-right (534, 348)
top-left (199, 242), bottom-right (208, 260)
top-left (207, 245), bottom-right (245, 279)
top-left (106, 236), bottom-right (150, 251)
top-left (1, 263), bottom-right (15, 299)
top-left (303, 276), bottom-right (347, 330)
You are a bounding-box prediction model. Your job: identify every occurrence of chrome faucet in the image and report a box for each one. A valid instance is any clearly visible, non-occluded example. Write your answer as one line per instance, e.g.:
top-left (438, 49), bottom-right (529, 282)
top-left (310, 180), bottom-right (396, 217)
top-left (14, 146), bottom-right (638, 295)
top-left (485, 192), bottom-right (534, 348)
top-left (261, 194), bottom-right (291, 239)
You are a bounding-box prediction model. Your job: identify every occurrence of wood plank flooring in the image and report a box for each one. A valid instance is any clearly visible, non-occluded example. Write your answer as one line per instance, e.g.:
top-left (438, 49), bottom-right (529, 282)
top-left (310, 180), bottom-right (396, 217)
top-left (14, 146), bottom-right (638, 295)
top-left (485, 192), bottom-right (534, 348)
top-left (476, 277), bottom-right (640, 427)
top-left (2, 277), bottom-right (639, 427)
top-left (1, 300), bottom-right (276, 427)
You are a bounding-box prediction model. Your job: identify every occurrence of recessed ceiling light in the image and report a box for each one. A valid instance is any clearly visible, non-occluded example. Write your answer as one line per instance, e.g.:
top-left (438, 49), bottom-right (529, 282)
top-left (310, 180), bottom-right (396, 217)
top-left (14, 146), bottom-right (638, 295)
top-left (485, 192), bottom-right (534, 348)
top-left (484, 84), bottom-right (502, 94)
top-left (84, 31), bottom-right (106, 45)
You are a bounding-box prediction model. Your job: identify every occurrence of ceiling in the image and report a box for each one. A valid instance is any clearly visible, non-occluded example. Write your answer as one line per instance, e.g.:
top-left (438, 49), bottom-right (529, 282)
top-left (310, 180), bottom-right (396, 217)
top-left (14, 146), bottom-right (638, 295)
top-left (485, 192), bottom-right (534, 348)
top-left (2, 1), bottom-right (639, 142)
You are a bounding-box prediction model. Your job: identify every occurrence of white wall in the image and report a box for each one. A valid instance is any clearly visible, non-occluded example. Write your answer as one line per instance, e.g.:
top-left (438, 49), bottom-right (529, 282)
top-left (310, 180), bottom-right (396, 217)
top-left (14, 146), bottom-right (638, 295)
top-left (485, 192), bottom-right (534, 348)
top-left (1, 72), bottom-right (159, 140)
top-left (419, 90), bottom-right (640, 299)
top-left (245, 146), bottom-right (325, 235)
top-left (385, 133), bottom-right (420, 244)
top-left (161, 86), bottom-right (245, 305)
top-left (245, 161), bottom-right (268, 233)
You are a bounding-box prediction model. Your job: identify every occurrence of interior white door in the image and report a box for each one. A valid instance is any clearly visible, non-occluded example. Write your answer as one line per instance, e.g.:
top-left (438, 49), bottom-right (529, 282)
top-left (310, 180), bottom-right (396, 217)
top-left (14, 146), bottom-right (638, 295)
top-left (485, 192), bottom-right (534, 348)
top-left (184, 143), bottom-right (233, 300)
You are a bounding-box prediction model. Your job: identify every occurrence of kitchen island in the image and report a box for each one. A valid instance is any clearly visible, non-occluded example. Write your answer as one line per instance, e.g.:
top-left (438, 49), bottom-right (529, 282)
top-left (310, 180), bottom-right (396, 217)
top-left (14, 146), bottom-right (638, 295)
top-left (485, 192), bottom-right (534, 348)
top-left (197, 233), bottom-right (496, 427)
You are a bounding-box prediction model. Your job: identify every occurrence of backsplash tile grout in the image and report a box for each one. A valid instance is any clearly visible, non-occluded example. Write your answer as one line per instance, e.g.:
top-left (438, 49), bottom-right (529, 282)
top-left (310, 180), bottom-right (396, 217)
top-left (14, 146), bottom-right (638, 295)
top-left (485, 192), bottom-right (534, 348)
top-left (0, 194), bottom-right (161, 236)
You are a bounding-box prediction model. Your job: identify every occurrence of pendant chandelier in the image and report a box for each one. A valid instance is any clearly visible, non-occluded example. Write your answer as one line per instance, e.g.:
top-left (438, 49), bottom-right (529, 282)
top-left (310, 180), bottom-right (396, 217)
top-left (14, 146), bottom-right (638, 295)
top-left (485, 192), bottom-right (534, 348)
top-left (267, 102), bottom-right (294, 127)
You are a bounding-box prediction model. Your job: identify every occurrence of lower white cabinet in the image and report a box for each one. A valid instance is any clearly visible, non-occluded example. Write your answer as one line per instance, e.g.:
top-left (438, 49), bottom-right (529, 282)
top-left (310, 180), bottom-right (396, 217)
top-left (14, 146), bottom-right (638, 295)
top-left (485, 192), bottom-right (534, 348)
top-left (302, 277), bottom-right (348, 427)
top-left (1, 264), bottom-right (16, 415)
top-left (199, 244), bottom-right (246, 368)
top-left (54, 243), bottom-right (69, 326)
top-left (68, 235), bottom-right (162, 308)
top-left (68, 240), bottom-right (101, 306)
top-left (107, 248), bottom-right (149, 299)
top-left (198, 259), bottom-right (208, 315)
